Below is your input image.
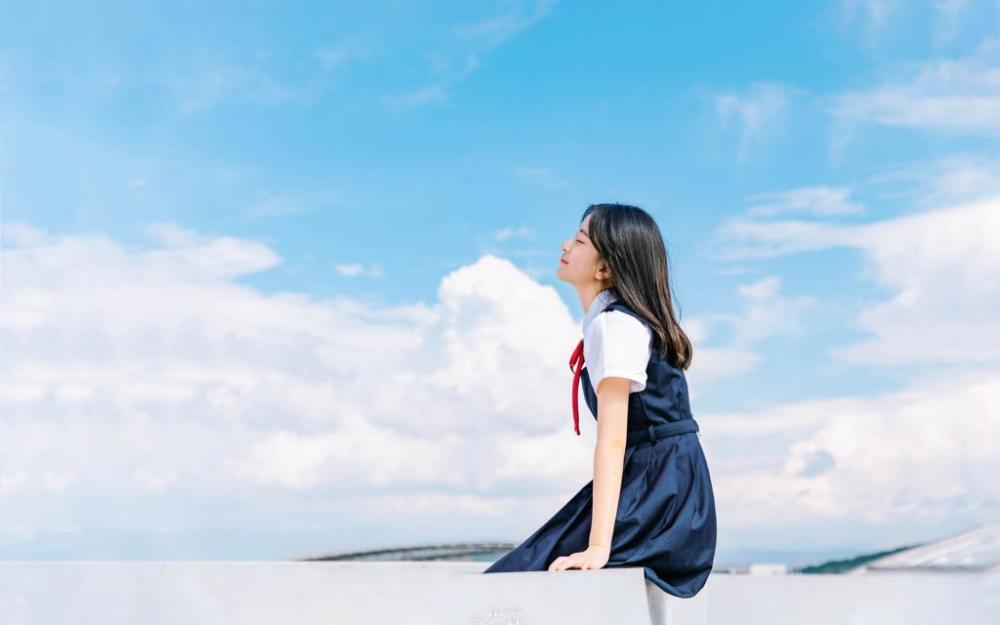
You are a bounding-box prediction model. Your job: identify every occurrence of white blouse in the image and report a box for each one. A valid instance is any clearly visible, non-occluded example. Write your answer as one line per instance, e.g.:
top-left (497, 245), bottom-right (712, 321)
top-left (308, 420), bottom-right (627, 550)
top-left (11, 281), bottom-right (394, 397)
top-left (581, 288), bottom-right (652, 394)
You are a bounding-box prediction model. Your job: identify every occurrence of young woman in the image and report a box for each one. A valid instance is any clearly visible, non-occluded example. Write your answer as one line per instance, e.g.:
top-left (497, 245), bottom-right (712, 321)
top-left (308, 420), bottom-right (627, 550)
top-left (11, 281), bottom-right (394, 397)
top-left (482, 203), bottom-right (717, 598)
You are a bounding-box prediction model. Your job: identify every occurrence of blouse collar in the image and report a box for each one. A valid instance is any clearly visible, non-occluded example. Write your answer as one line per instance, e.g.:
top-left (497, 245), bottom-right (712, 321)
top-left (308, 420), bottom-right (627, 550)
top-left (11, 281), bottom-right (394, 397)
top-left (581, 287), bottom-right (617, 334)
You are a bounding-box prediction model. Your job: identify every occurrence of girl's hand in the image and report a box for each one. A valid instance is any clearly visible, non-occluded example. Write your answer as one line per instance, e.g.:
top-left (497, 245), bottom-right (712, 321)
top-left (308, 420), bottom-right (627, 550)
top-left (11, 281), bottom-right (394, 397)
top-left (548, 544), bottom-right (611, 571)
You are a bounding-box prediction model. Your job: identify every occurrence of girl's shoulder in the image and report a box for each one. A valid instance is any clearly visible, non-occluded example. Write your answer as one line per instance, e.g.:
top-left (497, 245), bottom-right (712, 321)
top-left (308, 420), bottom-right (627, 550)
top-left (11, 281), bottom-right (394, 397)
top-left (600, 300), bottom-right (651, 329)
top-left (590, 307), bottom-right (652, 344)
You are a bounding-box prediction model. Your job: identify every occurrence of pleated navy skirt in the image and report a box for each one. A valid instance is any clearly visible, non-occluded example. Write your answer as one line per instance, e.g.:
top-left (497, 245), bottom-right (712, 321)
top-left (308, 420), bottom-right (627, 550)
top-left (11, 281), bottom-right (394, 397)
top-left (483, 427), bottom-right (716, 598)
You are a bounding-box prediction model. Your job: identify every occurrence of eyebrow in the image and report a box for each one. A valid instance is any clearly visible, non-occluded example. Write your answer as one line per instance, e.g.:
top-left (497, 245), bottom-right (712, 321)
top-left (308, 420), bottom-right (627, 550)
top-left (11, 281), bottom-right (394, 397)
top-left (578, 228), bottom-right (590, 239)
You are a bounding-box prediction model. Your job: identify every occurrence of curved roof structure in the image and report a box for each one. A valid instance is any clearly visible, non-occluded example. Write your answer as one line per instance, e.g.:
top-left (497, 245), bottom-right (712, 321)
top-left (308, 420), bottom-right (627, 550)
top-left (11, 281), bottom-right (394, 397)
top-left (852, 522), bottom-right (999, 574)
top-left (298, 541), bottom-right (515, 562)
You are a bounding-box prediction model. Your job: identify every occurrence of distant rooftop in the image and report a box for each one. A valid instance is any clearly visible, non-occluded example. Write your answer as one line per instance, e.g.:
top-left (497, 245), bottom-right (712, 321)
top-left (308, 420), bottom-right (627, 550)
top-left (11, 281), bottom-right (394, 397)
top-left (852, 522), bottom-right (1000, 574)
top-left (298, 541), bottom-right (514, 562)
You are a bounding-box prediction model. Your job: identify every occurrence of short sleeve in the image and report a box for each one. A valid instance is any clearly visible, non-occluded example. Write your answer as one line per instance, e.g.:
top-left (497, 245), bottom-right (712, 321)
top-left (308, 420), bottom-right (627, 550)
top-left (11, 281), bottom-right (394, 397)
top-left (584, 311), bottom-right (651, 394)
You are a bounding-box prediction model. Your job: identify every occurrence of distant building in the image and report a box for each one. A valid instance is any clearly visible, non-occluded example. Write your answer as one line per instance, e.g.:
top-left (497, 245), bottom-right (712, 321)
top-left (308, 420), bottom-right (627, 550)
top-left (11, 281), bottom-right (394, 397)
top-left (748, 563), bottom-right (788, 575)
top-left (848, 522), bottom-right (999, 574)
top-left (299, 542), bottom-right (515, 562)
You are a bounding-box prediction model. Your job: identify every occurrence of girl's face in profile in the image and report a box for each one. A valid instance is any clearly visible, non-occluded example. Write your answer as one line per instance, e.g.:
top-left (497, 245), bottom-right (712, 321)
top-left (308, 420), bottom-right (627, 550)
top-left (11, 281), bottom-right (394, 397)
top-left (557, 214), bottom-right (606, 287)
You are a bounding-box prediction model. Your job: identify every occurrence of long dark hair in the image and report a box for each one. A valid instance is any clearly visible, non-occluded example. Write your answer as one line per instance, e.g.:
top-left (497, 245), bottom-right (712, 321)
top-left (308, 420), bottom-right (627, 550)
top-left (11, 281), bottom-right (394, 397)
top-left (582, 203), bottom-right (693, 370)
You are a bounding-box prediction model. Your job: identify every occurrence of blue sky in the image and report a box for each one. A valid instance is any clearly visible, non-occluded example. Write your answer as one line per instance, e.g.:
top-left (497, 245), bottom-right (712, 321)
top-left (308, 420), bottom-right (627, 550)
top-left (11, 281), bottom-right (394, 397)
top-left (1, 1), bottom-right (998, 564)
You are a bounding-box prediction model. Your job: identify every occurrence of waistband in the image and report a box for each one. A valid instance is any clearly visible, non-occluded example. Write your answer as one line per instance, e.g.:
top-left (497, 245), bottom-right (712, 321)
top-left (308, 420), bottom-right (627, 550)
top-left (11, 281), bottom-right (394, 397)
top-left (626, 419), bottom-right (700, 447)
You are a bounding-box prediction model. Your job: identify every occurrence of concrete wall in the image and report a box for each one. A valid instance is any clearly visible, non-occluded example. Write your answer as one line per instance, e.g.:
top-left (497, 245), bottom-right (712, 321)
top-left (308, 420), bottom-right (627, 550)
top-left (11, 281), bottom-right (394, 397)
top-left (0, 561), bottom-right (707, 625)
top-left (1, 561), bottom-right (995, 624)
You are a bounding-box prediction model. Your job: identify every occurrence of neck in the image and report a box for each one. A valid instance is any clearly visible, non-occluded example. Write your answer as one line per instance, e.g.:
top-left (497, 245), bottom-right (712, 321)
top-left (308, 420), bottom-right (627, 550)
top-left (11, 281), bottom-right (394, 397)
top-left (578, 285), bottom-right (611, 315)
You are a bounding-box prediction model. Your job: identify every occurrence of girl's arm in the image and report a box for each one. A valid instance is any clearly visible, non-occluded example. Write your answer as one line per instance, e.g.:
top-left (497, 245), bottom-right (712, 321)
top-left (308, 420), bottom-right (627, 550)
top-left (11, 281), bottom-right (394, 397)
top-left (549, 376), bottom-right (630, 571)
top-left (590, 377), bottom-right (630, 548)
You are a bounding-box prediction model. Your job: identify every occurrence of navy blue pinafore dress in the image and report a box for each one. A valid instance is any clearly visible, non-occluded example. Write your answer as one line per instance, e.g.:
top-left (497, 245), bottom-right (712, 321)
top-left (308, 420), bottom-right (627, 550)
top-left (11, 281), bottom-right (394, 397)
top-left (482, 299), bottom-right (718, 598)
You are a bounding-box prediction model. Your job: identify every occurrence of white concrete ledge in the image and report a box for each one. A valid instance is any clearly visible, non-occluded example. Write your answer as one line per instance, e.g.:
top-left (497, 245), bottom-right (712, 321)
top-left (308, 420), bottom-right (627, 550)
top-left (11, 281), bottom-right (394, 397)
top-left (3, 561), bottom-right (995, 624)
top-left (0, 561), bottom-right (707, 625)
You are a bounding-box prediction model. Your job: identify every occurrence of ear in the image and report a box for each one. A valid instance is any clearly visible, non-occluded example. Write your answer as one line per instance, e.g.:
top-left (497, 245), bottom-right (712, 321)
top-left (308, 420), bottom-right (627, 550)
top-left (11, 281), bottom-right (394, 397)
top-left (595, 261), bottom-right (613, 282)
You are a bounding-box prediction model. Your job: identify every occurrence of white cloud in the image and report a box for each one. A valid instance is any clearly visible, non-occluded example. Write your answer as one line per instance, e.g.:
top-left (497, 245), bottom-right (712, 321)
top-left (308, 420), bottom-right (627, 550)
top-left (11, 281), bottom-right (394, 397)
top-left (706, 367), bottom-right (999, 535)
top-left (685, 276), bottom-right (814, 388)
top-left (709, 217), bottom-right (849, 261)
top-left (382, 0), bottom-right (556, 109)
top-left (711, 193), bottom-right (1000, 366)
top-left (839, 196), bottom-right (1000, 365)
top-left (731, 276), bottom-right (816, 346)
top-left (686, 346), bottom-right (762, 387)
top-left (334, 262), bottom-right (384, 278)
top-left (704, 188), bottom-right (998, 541)
top-left (0, 227), bottom-right (599, 548)
top-left (40, 470), bottom-right (79, 493)
top-left (836, 0), bottom-right (984, 48)
top-left (931, 0), bottom-right (971, 45)
top-left (226, 419), bottom-right (467, 491)
top-left (744, 186), bottom-right (865, 218)
top-left (492, 226), bottom-right (535, 241)
top-left (836, 0), bottom-right (902, 47)
top-left (132, 468), bottom-right (178, 493)
top-left (865, 153), bottom-right (1000, 208)
top-left (694, 207), bottom-right (1000, 540)
top-left (163, 59), bottom-right (321, 113)
top-left (710, 82), bottom-right (800, 164)
top-left (823, 37), bottom-right (1000, 136)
